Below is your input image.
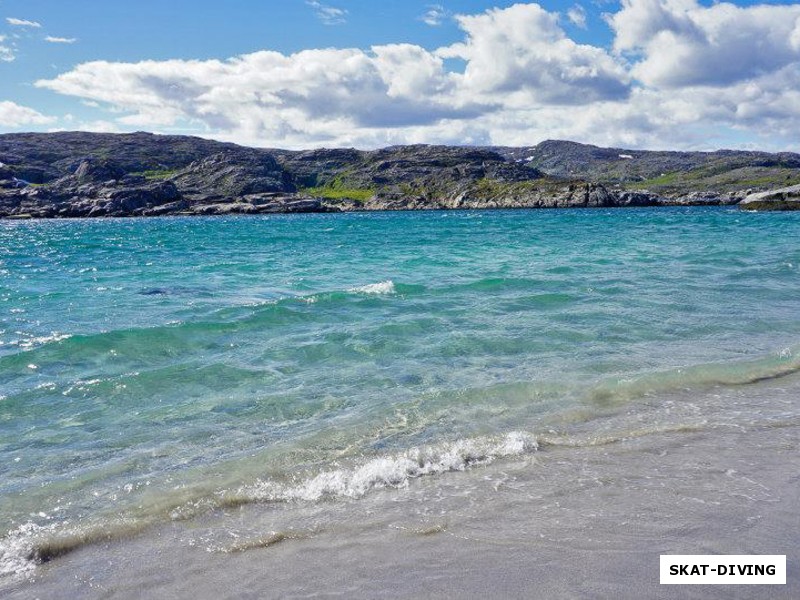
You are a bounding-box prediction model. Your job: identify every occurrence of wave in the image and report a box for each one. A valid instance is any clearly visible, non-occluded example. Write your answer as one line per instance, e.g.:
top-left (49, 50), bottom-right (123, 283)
top-left (0, 432), bottom-right (537, 579)
top-left (455, 277), bottom-right (551, 292)
top-left (0, 280), bottom-right (415, 369)
top-left (537, 422), bottom-right (710, 449)
top-left (586, 346), bottom-right (800, 405)
top-left (0, 332), bottom-right (72, 351)
top-left (0, 274), bottom-right (578, 360)
top-left (225, 431), bottom-right (538, 504)
top-left (4, 404), bottom-right (799, 578)
top-left (348, 280), bottom-right (396, 295)
top-left (0, 518), bottom-right (149, 579)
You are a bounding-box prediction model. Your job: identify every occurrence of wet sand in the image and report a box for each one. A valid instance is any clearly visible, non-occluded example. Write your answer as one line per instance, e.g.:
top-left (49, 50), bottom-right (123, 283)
top-left (4, 376), bottom-right (799, 599)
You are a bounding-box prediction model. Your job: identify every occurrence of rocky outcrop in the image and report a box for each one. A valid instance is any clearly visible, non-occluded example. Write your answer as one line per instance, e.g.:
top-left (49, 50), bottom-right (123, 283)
top-left (186, 194), bottom-right (327, 215)
top-left (493, 140), bottom-right (800, 189)
top-left (0, 180), bottom-right (184, 218)
top-left (739, 185), bottom-right (800, 211)
top-left (351, 183), bottom-right (663, 211)
top-left (0, 131), bottom-right (248, 181)
top-left (274, 148), bottom-right (364, 188)
top-left (170, 151), bottom-right (294, 200)
top-left (72, 158), bottom-right (127, 184)
top-left (0, 179), bottom-right (666, 218)
top-left (2, 131), bottom-right (799, 218)
top-left (667, 191), bottom-right (742, 206)
top-left (0, 160), bottom-right (184, 218)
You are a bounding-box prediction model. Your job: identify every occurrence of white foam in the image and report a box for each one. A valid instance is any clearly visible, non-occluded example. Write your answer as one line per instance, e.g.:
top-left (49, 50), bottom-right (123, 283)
top-left (13, 333), bottom-right (72, 351)
top-left (0, 522), bottom-right (53, 579)
top-left (348, 280), bottom-right (396, 295)
top-left (239, 432), bottom-right (537, 503)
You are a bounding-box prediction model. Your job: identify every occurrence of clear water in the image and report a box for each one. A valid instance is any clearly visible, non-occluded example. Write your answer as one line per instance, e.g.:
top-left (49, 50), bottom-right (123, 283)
top-left (1, 207), bottom-right (799, 575)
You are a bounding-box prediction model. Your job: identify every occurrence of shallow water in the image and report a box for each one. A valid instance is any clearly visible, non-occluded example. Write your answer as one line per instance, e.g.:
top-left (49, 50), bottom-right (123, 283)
top-left (1, 207), bottom-right (799, 586)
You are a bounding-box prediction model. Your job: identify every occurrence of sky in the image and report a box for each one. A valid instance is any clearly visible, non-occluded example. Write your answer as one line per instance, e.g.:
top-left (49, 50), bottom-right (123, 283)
top-left (2, 0), bottom-right (800, 150)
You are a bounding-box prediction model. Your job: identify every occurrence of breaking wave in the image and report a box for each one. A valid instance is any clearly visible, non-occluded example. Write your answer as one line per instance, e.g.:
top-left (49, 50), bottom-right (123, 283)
top-left (0, 431), bottom-right (537, 580)
top-left (348, 280), bottom-right (396, 295)
top-left (227, 431), bottom-right (538, 504)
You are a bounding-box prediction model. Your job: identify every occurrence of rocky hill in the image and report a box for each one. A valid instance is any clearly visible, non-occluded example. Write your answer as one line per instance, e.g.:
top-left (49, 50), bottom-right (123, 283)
top-left (0, 131), bottom-right (248, 184)
top-left (493, 140), bottom-right (800, 195)
top-left (1, 132), bottom-right (798, 218)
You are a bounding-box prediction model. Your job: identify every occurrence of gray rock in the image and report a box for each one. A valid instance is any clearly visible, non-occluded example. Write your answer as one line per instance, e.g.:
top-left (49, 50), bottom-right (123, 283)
top-left (73, 159), bottom-right (127, 183)
top-left (1, 131), bottom-right (798, 218)
top-left (740, 184), bottom-right (800, 211)
top-left (171, 151), bottom-right (294, 198)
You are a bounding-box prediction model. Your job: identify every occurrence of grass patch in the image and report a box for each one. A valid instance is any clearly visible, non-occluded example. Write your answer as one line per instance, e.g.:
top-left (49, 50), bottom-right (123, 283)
top-left (138, 169), bottom-right (178, 180)
top-left (723, 175), bottom-right (800, 188)
top-left (628, 166), bottom-right (800, 193)
top-left (302, 186), bottom-right (375, 202)
top-left (468, 177), bottom-right (556, 199)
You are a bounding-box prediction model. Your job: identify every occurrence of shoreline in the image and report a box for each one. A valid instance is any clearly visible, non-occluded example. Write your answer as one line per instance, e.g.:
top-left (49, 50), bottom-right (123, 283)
top-left (2, 132), bottom-right (777, 219)
top-left (2, 207), bottom-right (798, 598)
top-left (1, 201), bottom-right (746, 221)
top-left (4, 371), bottom-right (799, 599)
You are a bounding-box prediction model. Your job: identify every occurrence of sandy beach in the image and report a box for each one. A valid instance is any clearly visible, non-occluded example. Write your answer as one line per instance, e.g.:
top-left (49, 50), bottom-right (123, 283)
top-left (4, 0), bottom-right (800, 597)
top-left (5, 369), bottom-right (798, 599)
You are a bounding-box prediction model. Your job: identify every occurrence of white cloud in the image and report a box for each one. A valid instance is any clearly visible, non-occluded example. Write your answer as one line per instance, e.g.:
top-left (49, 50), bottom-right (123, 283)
top-left (6, 17), bottom-right (42, 28)
top-left (0, 35), bottom-right (14, 62)
top-left (439, 4), bottom-right (629, 105)
top-left (29, 2), bottom-right (800, 151)
top-left (609, 0), bottom-right (800, 88)
top-left (37, 45), bottom-right (488, 148)
top-left (45, 119), bottom-right (122, 134)
top-left (45, 36), bottom-right (77, 44)
top-left (0, 101), bottom-right (55, 127)
top-left (421, 4), bottom-right (449, 27)
top-left (567, 4), bottom-right (588, 29)
top-left (306, 1), bottom-right (347, 26)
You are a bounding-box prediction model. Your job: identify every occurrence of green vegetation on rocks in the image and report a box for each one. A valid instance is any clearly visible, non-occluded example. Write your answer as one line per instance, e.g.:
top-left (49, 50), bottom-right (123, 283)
top-left (139, 169), bottom-right (178, 180)
top-left (302, 186), bottom-right (376, 202)
top-left (3, 132), bottom-right (800, 217)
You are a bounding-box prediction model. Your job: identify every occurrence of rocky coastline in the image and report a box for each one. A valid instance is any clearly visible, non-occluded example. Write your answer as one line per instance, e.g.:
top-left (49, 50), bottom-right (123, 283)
top-left (0, 132), bottom-right (794, 219)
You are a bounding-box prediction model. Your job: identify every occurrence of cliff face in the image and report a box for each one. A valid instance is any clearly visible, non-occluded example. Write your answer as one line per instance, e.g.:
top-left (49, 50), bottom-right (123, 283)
top-left (0, 132), bottom-right (795, 218)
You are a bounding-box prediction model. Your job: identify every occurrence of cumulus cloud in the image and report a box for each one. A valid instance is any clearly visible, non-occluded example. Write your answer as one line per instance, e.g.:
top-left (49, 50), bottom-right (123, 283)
top-left (306, 1), bottom-right (347, 25)
top-left (6, 17), bottom-right (42, 28)
top-left (36, 4), bottom-right (631, 147)
top-left (439, 3), bottom-right (629, 105)
top-left (421, 4), bottom-right (449, 26)
top-left (0, 101), bottom-right (55, 127)
top-left (35, 46), bottom-right (486, 146)
top-left (609, 0), bottom-right (800, 88)
top-left (567, 4), bottom-right (588, 29)
top-left (28, 2), bottom-right (800, 151)
top-left (45, 36), bottom-right (77, 44)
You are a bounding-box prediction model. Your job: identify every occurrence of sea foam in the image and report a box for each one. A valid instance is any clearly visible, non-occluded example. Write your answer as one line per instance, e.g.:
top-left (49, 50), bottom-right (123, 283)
top-left (234, 431), bottom-right (538, 504)
top-left (348, 280), bottom-right (396, 295)
top-left (0, 523), bottom-right (44, 579)
top-left (0, 432), bottom-right (537, 579)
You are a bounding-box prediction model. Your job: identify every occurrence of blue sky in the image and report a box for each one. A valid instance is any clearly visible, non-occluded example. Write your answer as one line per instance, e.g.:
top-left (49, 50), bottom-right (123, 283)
top-left (3, 1), bottom-right (800, 150)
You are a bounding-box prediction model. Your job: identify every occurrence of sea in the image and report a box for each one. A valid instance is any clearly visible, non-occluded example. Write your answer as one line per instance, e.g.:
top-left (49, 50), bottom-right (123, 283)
top-left (1, 207), bottom-right (799, 598)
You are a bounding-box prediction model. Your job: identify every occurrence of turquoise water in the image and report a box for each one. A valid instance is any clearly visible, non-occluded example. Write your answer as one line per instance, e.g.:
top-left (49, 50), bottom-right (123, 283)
top-left (1, 207), bottom-right (800, 574)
